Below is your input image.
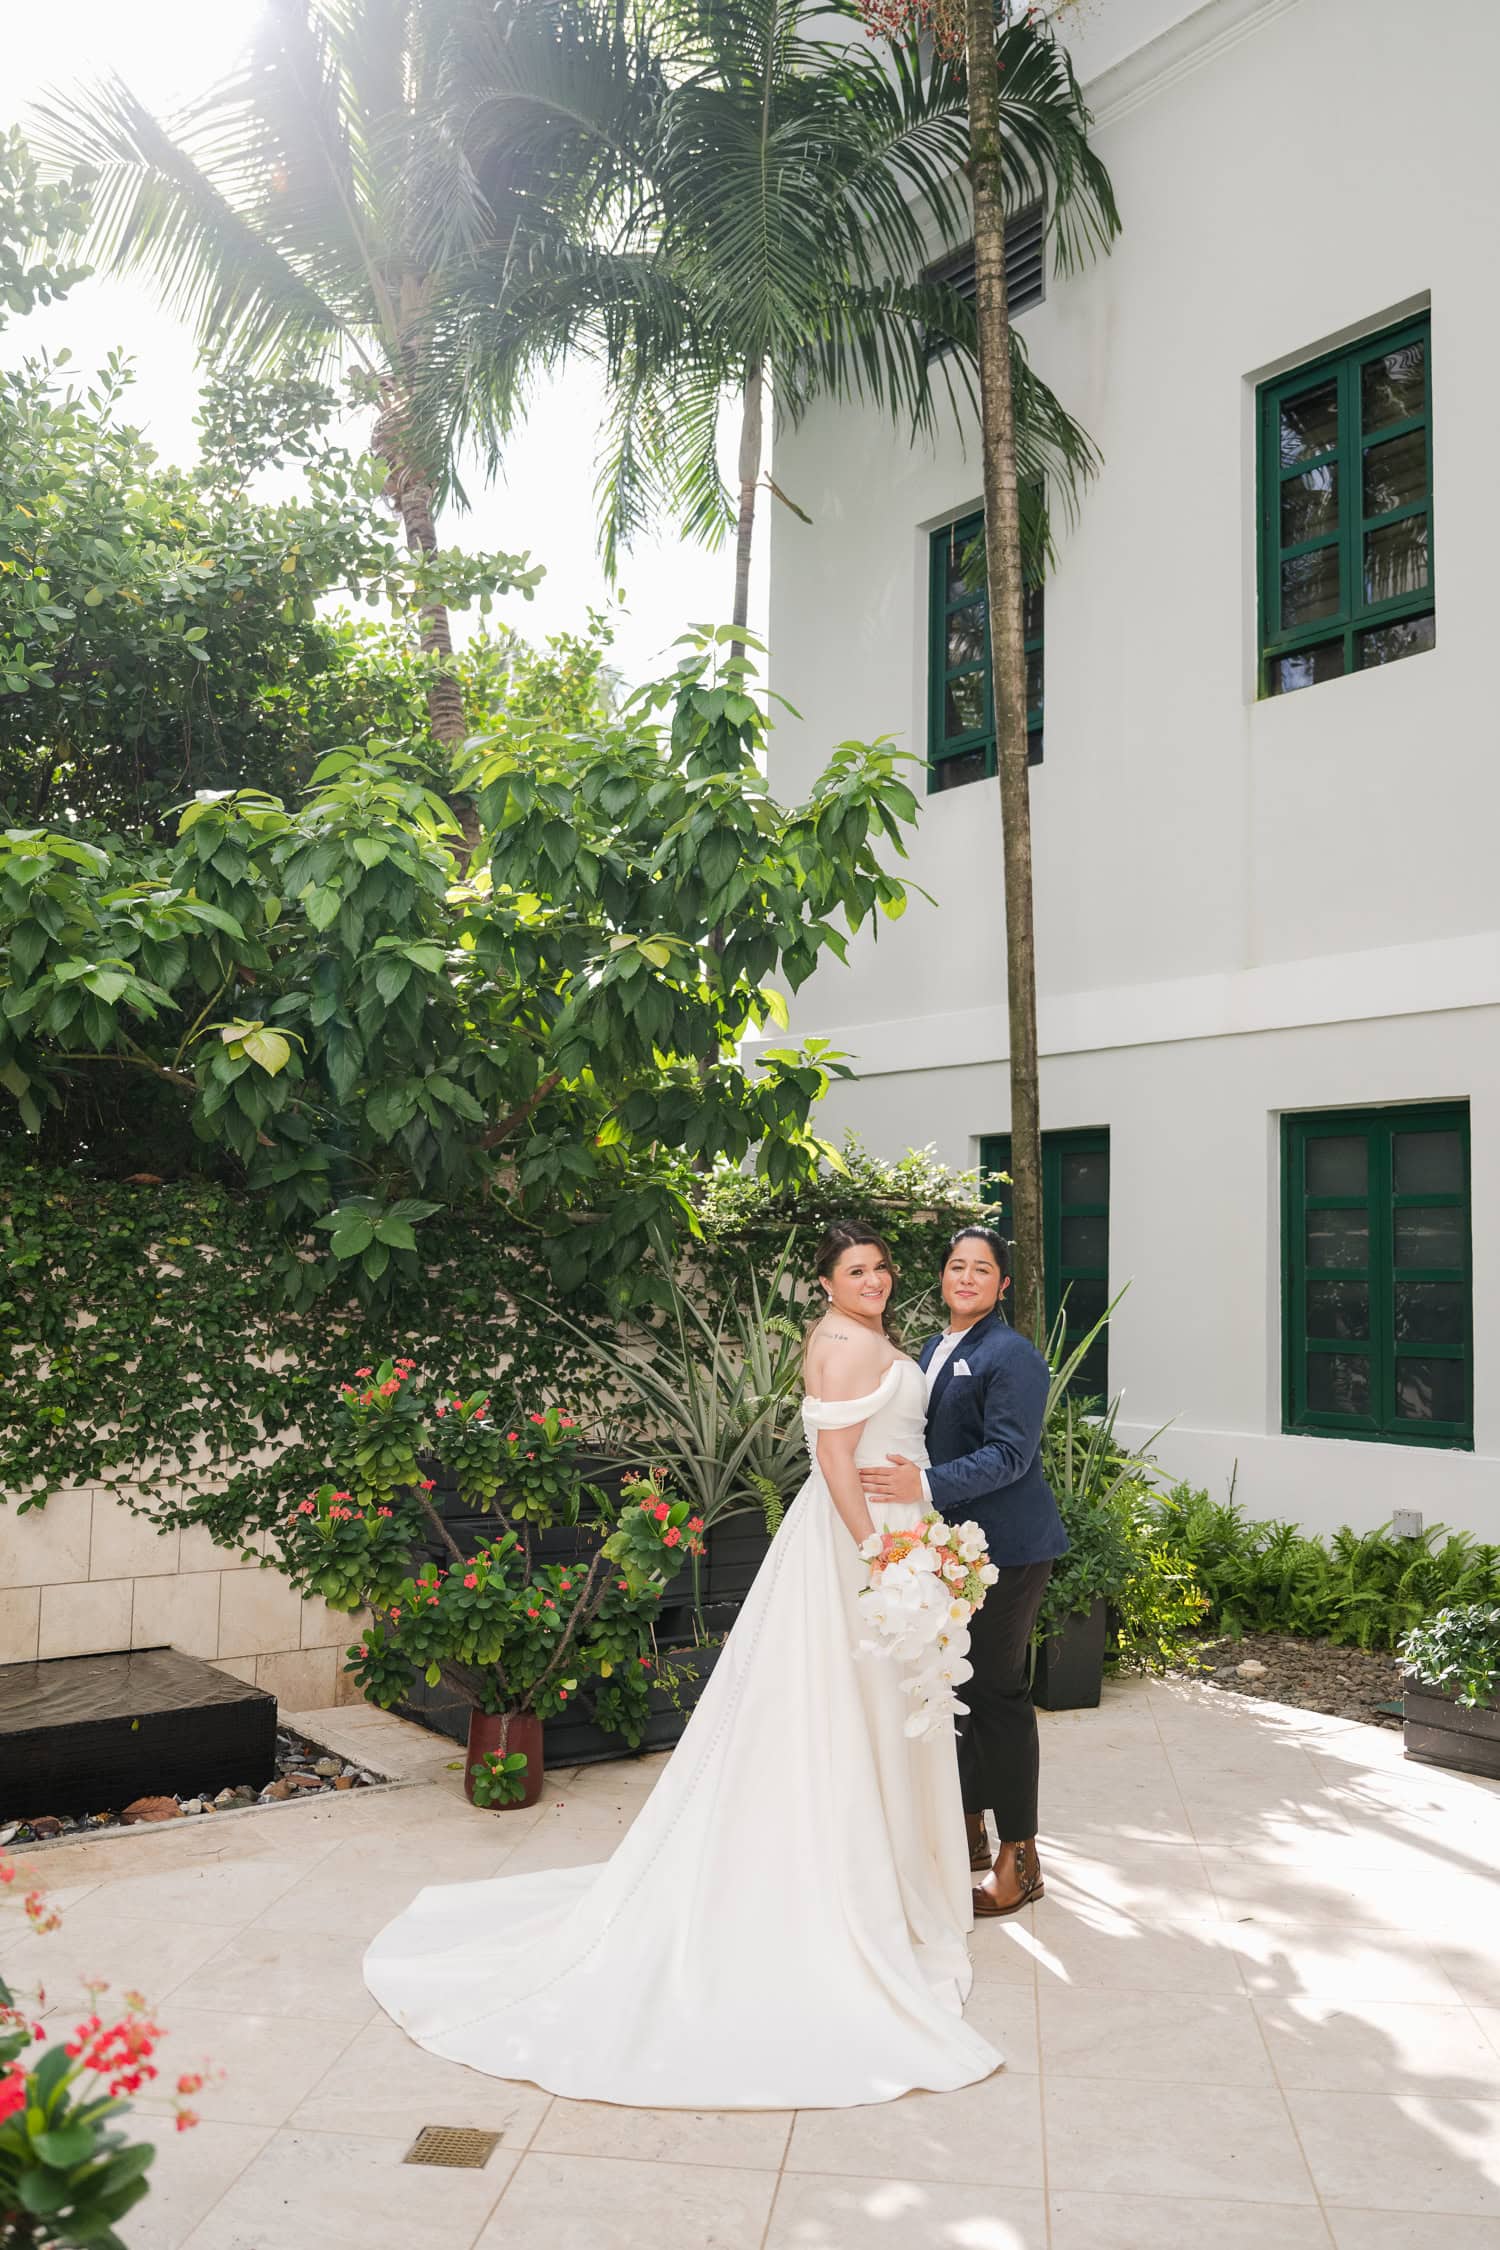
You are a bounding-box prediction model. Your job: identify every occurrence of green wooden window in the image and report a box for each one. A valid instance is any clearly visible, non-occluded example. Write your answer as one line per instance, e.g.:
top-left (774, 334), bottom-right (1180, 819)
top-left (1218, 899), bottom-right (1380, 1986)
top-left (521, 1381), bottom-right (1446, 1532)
top-left (980, 1128), bottom-right (1109, 1395)
top-left (1282, 1104), bottom-right (1471, 1448)
top-left (1258, 313), bottom-right (1435, 695)
top-left (928, 511), bottom-right (1043, 792)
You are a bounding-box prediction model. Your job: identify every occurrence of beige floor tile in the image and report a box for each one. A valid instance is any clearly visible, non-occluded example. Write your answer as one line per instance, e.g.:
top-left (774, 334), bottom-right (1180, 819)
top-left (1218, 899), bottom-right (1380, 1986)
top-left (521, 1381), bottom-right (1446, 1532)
top-left (168, 1927), bottom-right (377, 2026)
top-left (1327, 2212), bottom-right (1500, 2248)
top-left (535, 2096), bottom-right (792, 2169)
top-left (1227, 1924), bottom-right (1465, 2007)
top-left (1028, 1909), bottom-right (1245, 1996)
top-left (785, 2071), bottom-right (1041, 2188)
top-left (5, 1914), bottom-right (242, 2020)
top-left (71, 1858), bottom-right (308, 1929)
top-left (132, 2010), bottom-right (361, 2128)
top-left (1257, 1995), bottom-right (1500, 2097)
top-left (1044, 2076), bottom-right (1316, 2204)
top-left (965, 1919), bottom-right (1040, 1987)
top-left (292, 2014), bottom-right (550, 2142)
top-left (121, 2120), bottom-right (276, 2250)
top-left (959, 1980), bottom-right (1039, 2072)
top-left (179, 2126), bottom-right (515, 2249)
top-left (1436, 1951), bottom-right (1500, 2012)
top-left (1040, 1846), bottom-right (1223, 1928)
top-left (476, 2151), bottom-right (775, 2250)
top-left (249, 1837), bottom-right (519, 1937)
top-left (765, 2173), bottom-right (1049, 2249)
top-left (1039, 1986), bottom-right (1274, 2085)
top-left (1049, 2190), bottom-right (1332, 2250)
top-left (1288, 2087), bottom-right (1500, 2214)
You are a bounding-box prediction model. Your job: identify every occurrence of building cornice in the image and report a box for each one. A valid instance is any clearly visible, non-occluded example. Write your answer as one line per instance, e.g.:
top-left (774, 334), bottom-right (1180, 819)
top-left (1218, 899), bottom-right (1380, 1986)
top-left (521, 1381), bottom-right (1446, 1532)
top-left (1086, 0), bottom-right (1307, 130)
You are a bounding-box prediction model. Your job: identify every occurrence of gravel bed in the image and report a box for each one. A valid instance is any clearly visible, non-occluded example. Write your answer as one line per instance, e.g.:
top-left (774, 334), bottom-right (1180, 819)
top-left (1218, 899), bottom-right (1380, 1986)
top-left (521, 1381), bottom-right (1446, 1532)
top-left (1182, 1632), bottom-right (1404, 1728)
top-left (0, 1725), bottom-right (388, 1845)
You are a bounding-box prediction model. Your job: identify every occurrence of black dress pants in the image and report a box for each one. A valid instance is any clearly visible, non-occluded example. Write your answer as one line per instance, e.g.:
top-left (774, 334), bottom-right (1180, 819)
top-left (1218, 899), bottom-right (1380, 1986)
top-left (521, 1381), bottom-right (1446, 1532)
top-left (957, 1558), bottom-right (1053, 1839)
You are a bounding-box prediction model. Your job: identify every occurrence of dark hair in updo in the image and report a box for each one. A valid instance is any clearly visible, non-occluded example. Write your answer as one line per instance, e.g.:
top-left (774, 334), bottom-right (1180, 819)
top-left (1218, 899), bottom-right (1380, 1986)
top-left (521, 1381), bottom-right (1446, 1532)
top-left (941, 1224), bottom-right (1011, 1284)
top-left (813, 1220), bottom-right (900, 1341)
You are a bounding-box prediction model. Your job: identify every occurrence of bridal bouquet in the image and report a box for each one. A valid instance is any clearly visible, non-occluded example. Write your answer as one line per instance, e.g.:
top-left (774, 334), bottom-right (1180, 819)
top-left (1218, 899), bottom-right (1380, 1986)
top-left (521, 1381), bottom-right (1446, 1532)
top-left (856, 1516), bottom-right (999, 1738)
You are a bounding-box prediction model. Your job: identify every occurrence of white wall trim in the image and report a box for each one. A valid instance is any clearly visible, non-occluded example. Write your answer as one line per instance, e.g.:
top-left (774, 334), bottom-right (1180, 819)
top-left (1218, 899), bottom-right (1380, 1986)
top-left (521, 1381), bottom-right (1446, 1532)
top-left (781, 927), bottom-right (1500, 1079)
top-left (1087, 0), bottom-right (1307, 128)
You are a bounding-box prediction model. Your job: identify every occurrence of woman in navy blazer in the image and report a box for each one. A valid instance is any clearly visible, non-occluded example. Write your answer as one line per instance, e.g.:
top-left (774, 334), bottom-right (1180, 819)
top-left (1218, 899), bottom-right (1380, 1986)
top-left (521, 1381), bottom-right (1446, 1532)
top-left (862, 1227), bottom-right (1066, 1919)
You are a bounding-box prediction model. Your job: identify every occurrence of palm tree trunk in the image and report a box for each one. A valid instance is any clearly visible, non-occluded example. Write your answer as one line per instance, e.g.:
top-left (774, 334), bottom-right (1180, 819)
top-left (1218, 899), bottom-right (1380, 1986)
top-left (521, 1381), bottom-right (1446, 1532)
top-left (373, 381), bottom-right (467, 751)
top-left (731, 353), bottom-right (765, 649)
top-left (964, 0), bottom-right (1045, 1336)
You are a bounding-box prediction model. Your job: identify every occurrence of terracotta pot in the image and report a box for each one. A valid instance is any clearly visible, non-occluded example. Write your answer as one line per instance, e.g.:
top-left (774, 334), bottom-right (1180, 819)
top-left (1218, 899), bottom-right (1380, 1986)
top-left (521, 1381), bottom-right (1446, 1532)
top-left (464, 1708), bottom-right (544, 1809)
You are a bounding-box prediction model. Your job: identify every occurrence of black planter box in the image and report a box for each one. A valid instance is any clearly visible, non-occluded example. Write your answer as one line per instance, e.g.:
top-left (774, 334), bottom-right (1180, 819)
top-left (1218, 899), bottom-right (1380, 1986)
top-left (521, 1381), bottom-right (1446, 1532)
top-left (1402, 1674), bottom-right (1500, 1780)
top-left (0, 1646), bottom-right (277, 1815)
top-left (399, 1645), bottom-right (723, 1768)
top-left (1032, 1598), bottom-right (1107, 1712)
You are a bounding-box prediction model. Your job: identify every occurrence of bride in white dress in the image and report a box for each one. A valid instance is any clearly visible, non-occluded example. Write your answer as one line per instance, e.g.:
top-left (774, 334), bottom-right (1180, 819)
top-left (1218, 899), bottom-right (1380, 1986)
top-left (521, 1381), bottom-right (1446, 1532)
top-left (363, 1221), bottom-right (1002, 2109)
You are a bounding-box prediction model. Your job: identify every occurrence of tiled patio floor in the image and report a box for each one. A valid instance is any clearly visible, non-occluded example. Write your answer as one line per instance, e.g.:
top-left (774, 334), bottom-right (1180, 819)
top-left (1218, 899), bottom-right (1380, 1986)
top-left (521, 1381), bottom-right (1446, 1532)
top-left (5, 1674), bottom-right (1499, 2249)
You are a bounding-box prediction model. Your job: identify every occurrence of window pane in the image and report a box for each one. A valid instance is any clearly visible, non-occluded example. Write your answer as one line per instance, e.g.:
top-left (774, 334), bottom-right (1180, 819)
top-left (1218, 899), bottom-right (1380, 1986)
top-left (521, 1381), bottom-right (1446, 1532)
top-left (1394, 1205), bottom-right (1465, 1269)
top-left (1394, 1356), bottom-right (1467, 1423)
top-left (1281, 463), bottom-right (1338, 546)
top-left (1394, 1280), bottom-right (1465, 1347)
top-left (1307, 1135), bottom-right (1368, 1195)
top-left (1064, 1277), bottom-right (1107, 1332)
top-left (1025, 645), bottom-right (1044, 708)
top-left (1307, 1352), bottom-right (1371, 1416)
top-left (1306, 1207), bottom-right (1369, 1269)
top-left (946, 529), bottom-right (983, 600)
top-left (1060, 1213), bottom-right (1107, 1269)
top-left (945, 673), bottom-right (987, 736)
top-left (1364, 513), bottom-right (1429, 604)
top-left (1023, 583), bottom-right (1043, 641)
top-left (1363, 428), bottom-right (1427, 518)
top-left (1280, 378), bottom-right (1338, 466)
top-left (1362, 340), bottom-right (1425, 432)
top-left (1027, 724), bottom-right (1043, 768)
top-left (1358, 614), bottom-right (1435, 668)
top-left (1281, 544), bottom-right (1341, 627)
top-left (1060, 1149), bottom-right (1109, 1204)
top-left (1307, 1279), bottom-right (1370, 1341)
top-left (946, 605), bottom-right (987, 668)
top-left (1271, 639), bottom-right (1344, 695)
top-left (932, 747), bottom-right (988, 792)
top-left (1393, 1129), bottom-right (1463, 1195)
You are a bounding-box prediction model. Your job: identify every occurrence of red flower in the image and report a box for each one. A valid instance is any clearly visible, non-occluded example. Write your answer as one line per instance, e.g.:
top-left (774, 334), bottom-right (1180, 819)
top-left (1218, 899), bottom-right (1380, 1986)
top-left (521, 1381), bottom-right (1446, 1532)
top-left (652, 1502), bottom-right (670, 1522)
top-left (687, 1516), bottom-right (704, 1533)
top-left (529, 1412), bottom-right (546, 1424)
top-left (558, 1689), bottom-right (568, 1701)
top-left (436, 1404), bottom-right (447, 1417)
top-left (474, 1406), bottom-right (486, 1420)
top-left (663, 1527), bottom-right (682, 1548)
top-left (296, 1498), bottom-right (316, 1516)
top-left (639, 1656), bottom-right (653, 1669)
top-left (464, 1573), bottom-right (479, 1589)
top-left (526, 1607), bottom-right (539, 1619)
top-left (419, 1479), bottom-right (435, 1491)
top-left (176, 2109), bottom-right (200, 2132)
top-left (177, 2071), bottom-right (205, 2096)
top-left (339, 1383), bottom-right (354, 1394)
top-left (616, 1579), bottom-right (628, 1590)
top-left (544, 1598), bottom-right (556, 1610)
top-left (379, 1379), bottom-right (399, 1397)
top-left (355, 1367), bottom-right (373, 1377)
top-left (560, 1578), bottom-right (572, 1591)
top-left (390, 1608), bottom-right (401, 1622)
top-left (377, 1506), bottom-right (392, 1518)
top-left (507, 1431), bottom-right (519, 1442)
top-left (357, 1643), bottom-right (368, 1658)
top-left (560, 1415), bottom-right (577, 1428)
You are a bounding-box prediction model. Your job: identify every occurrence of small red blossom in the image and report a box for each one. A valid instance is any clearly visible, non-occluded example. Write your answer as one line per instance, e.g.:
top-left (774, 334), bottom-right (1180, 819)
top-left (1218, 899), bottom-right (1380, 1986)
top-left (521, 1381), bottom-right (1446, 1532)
top-left (354, 1366), bottom-right (373, 1377)
top-left (339, 1383), bottom-right (354, 1394)
top-left (526, 1607), bottom-right (539, 1619)
top-left (529, 1412), bottom-right (546, 1424)
top-left (390, 1608), bottom-right (401, 1622)
top-left (176, 2109), bottom-right (200, 2132)
top-left (639, 1656), bottom-right (653, 1669)
top-left (377, 1506), bottom-right (393, 1518)
top-left (543, 1598), bottom-right (556, 1610)
top-left (419, 1478), bottom-right (435, 1491)
top-left (560, 1578), bottom-right (572, 1591)
top-left (436, 1404), bottom-right (447, 1417)
top-left (652, 1502), bottom-right (670, 1522)
top-left (687, 1516), bottom-right (704, 1533)
top-left (296, 1498), bottom-right (316, 1516)
top-left (663, 1527), bottom-right (682, 1548)
top-left (464, 1573), bottom-right (479, 1589)
top-left (379, 1379), bottom-right (399, 1397)
top-left (507, 1430), bottom-right (519, 1441)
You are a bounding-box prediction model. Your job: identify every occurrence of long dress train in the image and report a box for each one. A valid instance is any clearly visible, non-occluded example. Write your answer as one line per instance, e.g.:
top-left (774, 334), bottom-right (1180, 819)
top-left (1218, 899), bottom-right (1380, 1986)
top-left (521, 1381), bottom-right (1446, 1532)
top-left (363, 1357), bottom-right (1002, 2109)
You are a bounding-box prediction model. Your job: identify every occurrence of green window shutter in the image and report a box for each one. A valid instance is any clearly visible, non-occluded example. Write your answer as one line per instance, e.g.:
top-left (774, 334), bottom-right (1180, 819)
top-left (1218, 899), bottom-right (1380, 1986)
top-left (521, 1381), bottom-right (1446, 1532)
top-left (980, 1128), bottom-right (1109, 1394)
top-left (928, 512), bottom-right (1044, 794)
top-left (1257, 313), bottom-right (1435, 696)
top-left (1282, 1104), bottom-right (1471, 1447)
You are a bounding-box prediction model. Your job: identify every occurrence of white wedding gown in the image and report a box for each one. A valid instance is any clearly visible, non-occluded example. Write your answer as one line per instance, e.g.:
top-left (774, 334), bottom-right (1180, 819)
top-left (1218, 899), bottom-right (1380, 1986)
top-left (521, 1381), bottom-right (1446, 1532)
top-left (363, 1357), bottom-right (1002, 2108)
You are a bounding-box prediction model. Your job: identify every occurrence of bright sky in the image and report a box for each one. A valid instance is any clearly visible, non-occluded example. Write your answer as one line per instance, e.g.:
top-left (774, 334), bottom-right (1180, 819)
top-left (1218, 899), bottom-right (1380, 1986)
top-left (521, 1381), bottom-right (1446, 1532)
top-left (2, 0), bottom-right (761, 694)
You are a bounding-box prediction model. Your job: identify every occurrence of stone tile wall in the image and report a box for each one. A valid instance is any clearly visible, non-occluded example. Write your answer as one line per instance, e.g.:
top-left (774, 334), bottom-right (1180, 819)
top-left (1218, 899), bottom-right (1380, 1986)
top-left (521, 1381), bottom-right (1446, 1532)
top-left (0, 1486), bottom-right (365, 1710)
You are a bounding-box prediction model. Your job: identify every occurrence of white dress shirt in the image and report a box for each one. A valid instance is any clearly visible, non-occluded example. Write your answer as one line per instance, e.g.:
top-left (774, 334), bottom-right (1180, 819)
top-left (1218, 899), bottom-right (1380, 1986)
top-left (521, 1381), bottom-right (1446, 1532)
top-left (919, 1330), bottom-right (968, 1505)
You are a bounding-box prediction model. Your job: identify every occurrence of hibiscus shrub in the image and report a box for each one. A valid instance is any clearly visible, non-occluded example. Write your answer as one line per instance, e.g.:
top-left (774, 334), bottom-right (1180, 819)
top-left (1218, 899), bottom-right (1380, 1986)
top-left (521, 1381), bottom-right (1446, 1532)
top-left (277, 1358), bottom-right (704, 1743)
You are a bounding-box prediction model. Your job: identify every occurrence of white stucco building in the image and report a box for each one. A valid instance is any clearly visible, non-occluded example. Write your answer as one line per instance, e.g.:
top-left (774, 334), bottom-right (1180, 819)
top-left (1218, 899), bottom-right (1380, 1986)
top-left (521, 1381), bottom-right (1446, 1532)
top-left (768, 0), bottom-right (1497, 1536)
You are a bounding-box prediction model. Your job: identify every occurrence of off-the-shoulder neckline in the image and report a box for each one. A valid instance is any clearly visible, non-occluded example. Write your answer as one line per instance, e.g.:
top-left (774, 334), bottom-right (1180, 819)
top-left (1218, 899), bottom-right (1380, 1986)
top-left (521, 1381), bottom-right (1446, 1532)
top-left (802, 1354), bottom-right (917, 1408)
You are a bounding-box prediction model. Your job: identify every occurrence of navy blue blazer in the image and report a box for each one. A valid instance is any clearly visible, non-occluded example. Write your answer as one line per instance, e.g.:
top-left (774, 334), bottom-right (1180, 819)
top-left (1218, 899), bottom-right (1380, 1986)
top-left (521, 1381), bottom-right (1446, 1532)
top-left (921, 1312), bottom-right (1068, 1567)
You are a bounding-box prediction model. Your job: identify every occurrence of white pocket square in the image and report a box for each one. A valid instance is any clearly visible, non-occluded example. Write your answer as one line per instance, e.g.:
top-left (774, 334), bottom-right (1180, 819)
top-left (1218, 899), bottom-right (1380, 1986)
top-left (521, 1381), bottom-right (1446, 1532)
top-left (953, 1359), bottom-right (972, 1377)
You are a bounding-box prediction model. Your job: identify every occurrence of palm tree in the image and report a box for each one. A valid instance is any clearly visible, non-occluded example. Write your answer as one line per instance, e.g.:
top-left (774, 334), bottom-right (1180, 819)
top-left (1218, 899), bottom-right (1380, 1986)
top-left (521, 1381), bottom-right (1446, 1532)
top-left (957, 5), bottom-right (1116, 1331)
top-left (423, 0), bottom-right (1099, 649)
top-left (29, 0), bottom-right (643, 751)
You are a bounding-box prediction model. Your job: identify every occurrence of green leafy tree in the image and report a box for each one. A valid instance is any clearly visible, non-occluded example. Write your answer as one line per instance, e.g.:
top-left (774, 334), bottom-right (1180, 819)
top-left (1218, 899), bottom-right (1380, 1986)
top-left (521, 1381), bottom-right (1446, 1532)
top-left (0, 629), bottom-right (915, 1297)
top-left (0, 354), bottom-right (539, 826)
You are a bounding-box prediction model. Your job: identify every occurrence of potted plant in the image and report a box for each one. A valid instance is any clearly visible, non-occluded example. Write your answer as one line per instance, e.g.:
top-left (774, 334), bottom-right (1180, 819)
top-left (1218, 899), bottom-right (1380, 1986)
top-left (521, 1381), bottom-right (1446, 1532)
top-left (1400, 1603), bottom-right (1500, 1780)
top-left (275, 1361), bottom-right (699, 1809)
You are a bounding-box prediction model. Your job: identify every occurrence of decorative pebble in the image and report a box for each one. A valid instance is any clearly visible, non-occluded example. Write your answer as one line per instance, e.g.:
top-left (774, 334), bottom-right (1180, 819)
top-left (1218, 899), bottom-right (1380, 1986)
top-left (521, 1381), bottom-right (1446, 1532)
top-left (28, 1815), bottom-right (63, 1838)
top-left (1235, 1660), bottom-right (1268, 1678)
top-left (120, 1797), bottom-right (181, 1825)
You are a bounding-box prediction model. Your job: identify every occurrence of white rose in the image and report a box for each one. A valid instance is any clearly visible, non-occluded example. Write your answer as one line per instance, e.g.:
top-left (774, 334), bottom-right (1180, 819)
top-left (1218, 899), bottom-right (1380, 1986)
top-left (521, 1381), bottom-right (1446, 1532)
top-left (978, 1563), bottom-right (1000, 1586)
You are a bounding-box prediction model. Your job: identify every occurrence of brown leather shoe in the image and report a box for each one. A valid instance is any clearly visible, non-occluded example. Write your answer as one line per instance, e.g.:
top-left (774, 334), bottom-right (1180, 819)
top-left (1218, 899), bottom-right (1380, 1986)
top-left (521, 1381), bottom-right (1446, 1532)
top-left (973, 1838), bottom-right (1045, 1919)
top-left (965, 1813), bottom-right (992, 1871)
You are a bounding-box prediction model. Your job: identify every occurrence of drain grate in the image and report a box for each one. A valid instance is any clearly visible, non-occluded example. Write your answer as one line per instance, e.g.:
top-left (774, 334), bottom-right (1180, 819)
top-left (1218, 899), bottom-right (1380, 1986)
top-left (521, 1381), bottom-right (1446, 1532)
top-left (403, 2125), bottom-right (503, 2170)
